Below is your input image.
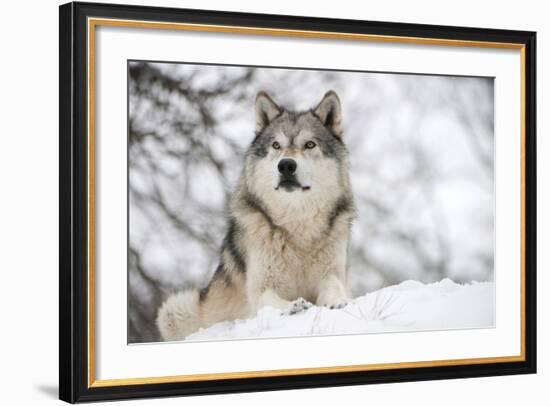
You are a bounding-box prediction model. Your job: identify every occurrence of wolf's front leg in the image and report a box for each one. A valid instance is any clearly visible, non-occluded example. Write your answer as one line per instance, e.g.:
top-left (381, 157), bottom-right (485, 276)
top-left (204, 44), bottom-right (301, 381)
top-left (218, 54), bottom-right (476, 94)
top-left (316, 273), bottom-right (349, 309)
top-left (246, 249), bottom-right (312, 315)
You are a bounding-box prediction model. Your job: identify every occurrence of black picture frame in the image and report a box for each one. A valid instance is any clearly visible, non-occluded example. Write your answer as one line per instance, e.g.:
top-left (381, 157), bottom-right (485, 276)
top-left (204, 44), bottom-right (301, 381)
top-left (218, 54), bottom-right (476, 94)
top-left (59, 1), bottom-right (537, 403)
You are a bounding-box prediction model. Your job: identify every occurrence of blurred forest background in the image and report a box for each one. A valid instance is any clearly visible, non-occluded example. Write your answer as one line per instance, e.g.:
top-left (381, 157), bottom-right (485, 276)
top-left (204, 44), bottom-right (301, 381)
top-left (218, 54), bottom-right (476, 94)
top-left (128, 61), bottom-right (494, 343)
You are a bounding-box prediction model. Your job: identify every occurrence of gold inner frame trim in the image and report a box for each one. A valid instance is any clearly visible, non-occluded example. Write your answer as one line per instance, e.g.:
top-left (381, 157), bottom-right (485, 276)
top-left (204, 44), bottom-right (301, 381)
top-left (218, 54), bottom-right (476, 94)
top-left (87, 17), bottom-right (527, 388)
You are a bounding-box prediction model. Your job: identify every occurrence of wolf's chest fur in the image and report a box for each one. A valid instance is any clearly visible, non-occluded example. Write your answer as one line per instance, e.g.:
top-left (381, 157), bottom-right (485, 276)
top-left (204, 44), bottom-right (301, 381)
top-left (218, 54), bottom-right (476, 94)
top-left (258, 233), bottom-right (340, 302)
top-left (240, 205), bottom-right (350, 303)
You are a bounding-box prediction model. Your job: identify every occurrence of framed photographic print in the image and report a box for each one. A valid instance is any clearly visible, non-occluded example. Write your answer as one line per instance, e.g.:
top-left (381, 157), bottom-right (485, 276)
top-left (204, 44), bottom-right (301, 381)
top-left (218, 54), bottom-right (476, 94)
top-left (59, 1), bottom-right (537, 403)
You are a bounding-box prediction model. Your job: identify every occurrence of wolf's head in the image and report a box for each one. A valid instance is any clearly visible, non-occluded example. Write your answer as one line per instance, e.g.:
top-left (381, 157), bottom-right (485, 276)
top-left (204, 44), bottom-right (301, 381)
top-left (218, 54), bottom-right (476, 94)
top-left (243, 91), bottom-right (351, 216)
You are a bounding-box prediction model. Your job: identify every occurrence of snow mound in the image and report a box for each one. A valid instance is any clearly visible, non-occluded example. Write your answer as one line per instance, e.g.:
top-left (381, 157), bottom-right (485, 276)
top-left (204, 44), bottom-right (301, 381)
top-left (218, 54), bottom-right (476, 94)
top-left (186, 279), bottom-right (495, 341)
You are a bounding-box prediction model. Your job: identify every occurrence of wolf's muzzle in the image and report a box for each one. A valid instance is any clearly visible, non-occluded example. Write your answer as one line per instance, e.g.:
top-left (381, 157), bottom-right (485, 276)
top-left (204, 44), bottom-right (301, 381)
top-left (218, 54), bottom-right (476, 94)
top-left (278, 158), bottom-right (297, 176)
top-left (276, 158), bottom-right (310, 192)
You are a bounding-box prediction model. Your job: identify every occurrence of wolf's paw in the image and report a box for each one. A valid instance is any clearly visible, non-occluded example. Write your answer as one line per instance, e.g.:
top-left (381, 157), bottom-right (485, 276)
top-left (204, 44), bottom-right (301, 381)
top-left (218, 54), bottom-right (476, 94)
top-left (282, 298), bottom-right (313, 316)
top-left (326, 301), bottom-right (348, 310)
top-left (317, 298), bottom-right (348, 310)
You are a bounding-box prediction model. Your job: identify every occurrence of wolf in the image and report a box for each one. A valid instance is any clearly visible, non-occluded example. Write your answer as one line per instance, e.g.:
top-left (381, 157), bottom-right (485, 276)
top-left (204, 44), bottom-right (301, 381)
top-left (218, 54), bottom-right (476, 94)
top-left (157, 90), bottom-right (355, 341)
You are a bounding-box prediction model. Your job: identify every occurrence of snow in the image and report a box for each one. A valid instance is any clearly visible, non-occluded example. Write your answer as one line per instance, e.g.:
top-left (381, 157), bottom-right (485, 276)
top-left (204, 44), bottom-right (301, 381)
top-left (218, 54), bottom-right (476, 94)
top-left (186, 279), bottom-right (494, 341)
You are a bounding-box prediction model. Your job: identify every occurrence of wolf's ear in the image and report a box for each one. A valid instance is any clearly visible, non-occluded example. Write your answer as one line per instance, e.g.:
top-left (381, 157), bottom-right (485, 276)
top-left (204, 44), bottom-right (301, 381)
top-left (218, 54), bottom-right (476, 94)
top-left (313, 91), bottom-right (343, 137)
top-left (255, 91), bottom-right (282, 133)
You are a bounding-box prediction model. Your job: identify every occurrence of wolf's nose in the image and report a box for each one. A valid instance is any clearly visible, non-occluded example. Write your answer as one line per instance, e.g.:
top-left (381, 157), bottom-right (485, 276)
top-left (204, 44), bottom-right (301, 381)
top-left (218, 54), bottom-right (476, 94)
top-left (278, 159), bottom-right (297, 176)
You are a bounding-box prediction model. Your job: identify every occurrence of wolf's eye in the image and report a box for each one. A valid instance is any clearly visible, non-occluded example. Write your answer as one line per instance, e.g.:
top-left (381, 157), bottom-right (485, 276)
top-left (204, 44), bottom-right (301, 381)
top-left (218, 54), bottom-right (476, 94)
top-left (272, 141), bottom-right (281, 150)
top-left (305, 141), bottom-right (316, 149)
